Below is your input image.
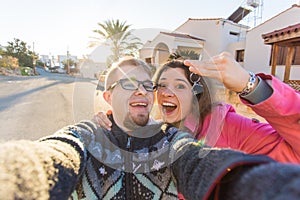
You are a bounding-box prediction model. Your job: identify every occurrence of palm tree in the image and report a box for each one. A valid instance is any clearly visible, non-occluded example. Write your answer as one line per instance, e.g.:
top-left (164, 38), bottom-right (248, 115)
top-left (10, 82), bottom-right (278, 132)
top-left (168, 49), bottom-right (200, 61)
top-left (90, 19), bottom-right (143, 66)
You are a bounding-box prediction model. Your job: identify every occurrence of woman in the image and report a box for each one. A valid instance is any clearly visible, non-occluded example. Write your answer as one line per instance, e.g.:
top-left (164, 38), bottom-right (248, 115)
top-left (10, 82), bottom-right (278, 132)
top-left (95, 52), bottom-right (300, 164)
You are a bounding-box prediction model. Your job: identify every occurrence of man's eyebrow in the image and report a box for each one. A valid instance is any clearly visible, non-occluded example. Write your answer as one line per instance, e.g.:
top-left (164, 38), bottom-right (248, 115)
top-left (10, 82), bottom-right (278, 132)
top-left (122, 76), bottom-right (136, 80)
top-left (123, 77), bottom-right (151, 81)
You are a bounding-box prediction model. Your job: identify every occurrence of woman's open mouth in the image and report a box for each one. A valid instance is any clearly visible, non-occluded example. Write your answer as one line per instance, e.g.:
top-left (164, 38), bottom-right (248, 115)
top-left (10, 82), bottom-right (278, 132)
top-left (162, 102), bottom-right (177, 114)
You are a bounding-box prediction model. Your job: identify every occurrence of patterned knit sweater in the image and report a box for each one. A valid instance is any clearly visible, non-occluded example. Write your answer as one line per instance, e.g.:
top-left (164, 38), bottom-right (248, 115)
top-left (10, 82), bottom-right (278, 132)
top-left (70, 117), bottom-right (183, 200)
top-left (2, 120), bottom-right (300, 200)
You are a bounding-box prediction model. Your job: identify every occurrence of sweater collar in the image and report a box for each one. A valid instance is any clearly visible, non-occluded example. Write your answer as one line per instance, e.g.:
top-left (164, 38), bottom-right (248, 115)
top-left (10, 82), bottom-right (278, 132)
top-left (108, 114), bottom-right (166, 150)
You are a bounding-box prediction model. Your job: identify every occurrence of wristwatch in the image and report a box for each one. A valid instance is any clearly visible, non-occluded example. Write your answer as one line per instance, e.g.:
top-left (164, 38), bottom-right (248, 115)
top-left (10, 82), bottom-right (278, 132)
top-left (238, 71), bottom-right (257, 96)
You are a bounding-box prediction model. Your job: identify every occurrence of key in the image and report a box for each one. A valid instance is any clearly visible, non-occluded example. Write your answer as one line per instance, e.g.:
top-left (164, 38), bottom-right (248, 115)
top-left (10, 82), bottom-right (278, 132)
top-left (192, 83), bottom-right (203, 95)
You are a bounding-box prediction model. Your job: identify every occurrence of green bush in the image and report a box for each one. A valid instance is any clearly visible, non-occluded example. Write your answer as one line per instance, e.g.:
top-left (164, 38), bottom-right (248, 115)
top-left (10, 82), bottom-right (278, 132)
top-left (20, 67), bottom-right (33, 76)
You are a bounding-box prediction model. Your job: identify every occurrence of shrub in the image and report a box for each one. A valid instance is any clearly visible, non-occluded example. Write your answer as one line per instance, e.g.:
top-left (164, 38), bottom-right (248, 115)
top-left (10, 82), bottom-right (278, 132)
top-left (0, 56), bottom-right (19, 69)
top-left (20, 67), bottom-right (33, 76)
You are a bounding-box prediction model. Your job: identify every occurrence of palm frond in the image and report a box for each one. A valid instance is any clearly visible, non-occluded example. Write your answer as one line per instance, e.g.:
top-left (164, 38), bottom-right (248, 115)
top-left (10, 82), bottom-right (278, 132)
top-left (89, 19), bottom-right (143, 66)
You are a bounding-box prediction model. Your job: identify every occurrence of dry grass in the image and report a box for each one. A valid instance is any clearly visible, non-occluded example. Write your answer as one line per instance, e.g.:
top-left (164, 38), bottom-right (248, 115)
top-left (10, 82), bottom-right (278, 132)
top-left (223, 89), bottom-right (266, 123)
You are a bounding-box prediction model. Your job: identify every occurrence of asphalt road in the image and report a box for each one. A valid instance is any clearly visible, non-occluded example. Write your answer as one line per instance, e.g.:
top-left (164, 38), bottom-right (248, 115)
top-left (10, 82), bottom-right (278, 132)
top-left (0, 68), bottom-right (110, 141)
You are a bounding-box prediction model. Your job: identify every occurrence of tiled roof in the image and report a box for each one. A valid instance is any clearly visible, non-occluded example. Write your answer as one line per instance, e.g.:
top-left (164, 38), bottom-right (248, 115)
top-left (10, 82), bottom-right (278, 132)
top-left (187, 18), bottom-right (222, 21)
top-left (160, 32), bottom-right (205, 41)
top-left (262, 23), bottom-right (300, 39)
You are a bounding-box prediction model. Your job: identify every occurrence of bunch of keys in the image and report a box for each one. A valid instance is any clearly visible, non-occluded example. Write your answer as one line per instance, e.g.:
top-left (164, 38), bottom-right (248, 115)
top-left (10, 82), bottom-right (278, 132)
top-left (190, 73), bottom-right (203, 95)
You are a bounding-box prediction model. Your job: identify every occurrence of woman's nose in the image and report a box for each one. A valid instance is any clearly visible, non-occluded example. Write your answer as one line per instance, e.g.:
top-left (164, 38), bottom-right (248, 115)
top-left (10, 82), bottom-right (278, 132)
top-left (161, 87), bottom-right (174, 97)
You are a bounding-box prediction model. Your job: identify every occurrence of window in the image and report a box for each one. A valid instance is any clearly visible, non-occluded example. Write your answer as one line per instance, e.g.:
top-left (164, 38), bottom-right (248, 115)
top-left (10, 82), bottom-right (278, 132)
top-left (236, 50), bottom-right (244, 62)
top-left (294, 47), bottom-right (300, 64)
top-left (145, 57), bottom-right (152, 64)
top-left (270, 46), bottom-right (300, 65)
top-left (230, 31), bottom-right (240, 36)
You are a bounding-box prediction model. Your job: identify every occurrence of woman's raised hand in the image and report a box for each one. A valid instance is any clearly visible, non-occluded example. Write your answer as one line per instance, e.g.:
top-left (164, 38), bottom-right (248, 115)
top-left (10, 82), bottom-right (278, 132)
top-left (184, 52), bottom-right (252, 93)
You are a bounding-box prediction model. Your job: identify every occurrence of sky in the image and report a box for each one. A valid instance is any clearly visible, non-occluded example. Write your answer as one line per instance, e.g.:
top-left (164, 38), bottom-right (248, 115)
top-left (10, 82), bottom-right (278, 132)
top-left (0, 0), bottom-right (298, 58)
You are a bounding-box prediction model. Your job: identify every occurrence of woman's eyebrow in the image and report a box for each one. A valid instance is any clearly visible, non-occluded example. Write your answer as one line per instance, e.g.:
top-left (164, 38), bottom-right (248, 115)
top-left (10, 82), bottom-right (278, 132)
top-left (175, 78), bottom-right (189, 85)
top-left (159, 77), bottom-right (189, 85)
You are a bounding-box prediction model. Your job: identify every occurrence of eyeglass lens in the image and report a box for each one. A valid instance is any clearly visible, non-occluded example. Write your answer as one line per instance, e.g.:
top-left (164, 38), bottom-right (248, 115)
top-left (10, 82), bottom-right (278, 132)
top-left (121, 79), bottom-right (154, 91)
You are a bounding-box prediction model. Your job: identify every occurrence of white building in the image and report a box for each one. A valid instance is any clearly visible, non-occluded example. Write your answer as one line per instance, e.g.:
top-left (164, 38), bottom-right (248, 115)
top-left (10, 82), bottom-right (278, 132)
top-left (39, 55), bottom-right (51, 67)
top-left (140, 18), bottom-right (249, 66)
top-left (58, 55), bottom-right (78, 63)
top-left (244, 4), bottom-right (300, 81)
top-left (139, 4), bottom-right (300, 86)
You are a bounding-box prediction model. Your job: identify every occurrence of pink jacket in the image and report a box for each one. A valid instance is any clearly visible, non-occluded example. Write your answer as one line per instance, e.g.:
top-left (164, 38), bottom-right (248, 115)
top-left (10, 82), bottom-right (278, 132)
top-left (185, 73), bottom-right (300, 164)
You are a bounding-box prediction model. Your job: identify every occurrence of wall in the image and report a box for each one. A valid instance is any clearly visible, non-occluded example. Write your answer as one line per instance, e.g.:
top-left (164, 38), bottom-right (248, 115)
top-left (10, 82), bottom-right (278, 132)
top-left (175, 19), bottom-right (248, 60)
top-left (176, 19), bottom-right (222, 59)
top-left (227, 40), bottom-right (246, 65)
top-left (244, 5), bottom-right (300, 79)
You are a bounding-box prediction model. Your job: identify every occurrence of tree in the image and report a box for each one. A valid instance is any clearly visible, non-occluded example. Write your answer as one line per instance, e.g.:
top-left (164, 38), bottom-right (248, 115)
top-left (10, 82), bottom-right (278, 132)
top-left (4, 38), bottom-right (38, 69)
top-left (0, 46), bottom-right (4, 56)
top-left (90, 19), bottom-right (143, 67)
top-left (62, 59), bottom-right (79, 73)
top-left (168, 49), bottom-right (200, 61)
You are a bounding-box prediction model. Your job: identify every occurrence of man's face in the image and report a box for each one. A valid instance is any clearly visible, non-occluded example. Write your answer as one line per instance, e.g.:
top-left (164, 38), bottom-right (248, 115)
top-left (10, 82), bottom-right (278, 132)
top-left (104, 65), bottom-right (154, 131)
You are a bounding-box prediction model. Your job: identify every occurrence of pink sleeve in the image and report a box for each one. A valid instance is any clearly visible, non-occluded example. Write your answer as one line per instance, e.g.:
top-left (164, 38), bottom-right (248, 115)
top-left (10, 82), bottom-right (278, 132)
top-left (239, 73), bottom-right (300, 163)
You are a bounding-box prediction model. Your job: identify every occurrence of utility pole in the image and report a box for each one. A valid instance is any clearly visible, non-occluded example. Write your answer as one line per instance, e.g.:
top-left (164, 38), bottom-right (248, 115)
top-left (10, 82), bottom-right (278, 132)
top-left (32, 42), bottom-right (36, 75)
top-left (67, 47), bottom-right (70, 74)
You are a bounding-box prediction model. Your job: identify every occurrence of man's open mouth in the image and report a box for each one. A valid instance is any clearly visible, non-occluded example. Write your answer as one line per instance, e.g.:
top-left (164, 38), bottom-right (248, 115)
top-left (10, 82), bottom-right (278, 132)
top-left (130, 102), bottom-right (148, 107)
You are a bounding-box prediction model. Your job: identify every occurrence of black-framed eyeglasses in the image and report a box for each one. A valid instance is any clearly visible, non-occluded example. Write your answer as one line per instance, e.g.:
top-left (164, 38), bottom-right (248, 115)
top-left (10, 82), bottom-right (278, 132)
top-left (107, 78), bottom-right (156, 92)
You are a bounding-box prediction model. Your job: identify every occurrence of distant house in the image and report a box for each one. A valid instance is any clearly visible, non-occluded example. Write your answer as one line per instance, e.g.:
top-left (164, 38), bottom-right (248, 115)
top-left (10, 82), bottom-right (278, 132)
top-left (58, 55), bottom-right (78, 64)
top-left (78, 45), bottom-right (111, 79)
top-left (40, 55), bottom-right (51, 67)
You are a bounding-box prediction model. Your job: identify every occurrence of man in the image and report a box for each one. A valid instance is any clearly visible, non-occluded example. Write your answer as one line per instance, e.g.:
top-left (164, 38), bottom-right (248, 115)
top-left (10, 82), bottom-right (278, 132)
top-left (1, 57), bottom-right (300, 200)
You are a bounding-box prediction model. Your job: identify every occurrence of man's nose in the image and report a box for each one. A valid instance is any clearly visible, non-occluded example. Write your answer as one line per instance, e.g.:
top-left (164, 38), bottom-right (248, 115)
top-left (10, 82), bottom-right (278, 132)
top-left (135, 84), bottom-right (148, 95)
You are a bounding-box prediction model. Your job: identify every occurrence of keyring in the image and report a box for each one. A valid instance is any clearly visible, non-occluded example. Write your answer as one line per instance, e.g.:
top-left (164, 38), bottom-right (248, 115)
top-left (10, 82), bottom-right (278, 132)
top-left (189, 72), bottom-right (203, 95)
top-left (189, 73), bottom-right (201, 83)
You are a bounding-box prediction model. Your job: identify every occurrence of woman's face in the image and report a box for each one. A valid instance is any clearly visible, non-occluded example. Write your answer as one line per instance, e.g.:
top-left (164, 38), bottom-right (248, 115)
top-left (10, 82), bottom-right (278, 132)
top-left (156, 68), bottom-right (194, 124)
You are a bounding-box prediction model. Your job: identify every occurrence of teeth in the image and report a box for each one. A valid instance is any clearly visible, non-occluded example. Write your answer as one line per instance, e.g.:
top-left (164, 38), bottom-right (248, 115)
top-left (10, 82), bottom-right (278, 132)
top-left (131, 102), bottom-right (147, 106)
top-left (162, 102), bottom-right (176, 107)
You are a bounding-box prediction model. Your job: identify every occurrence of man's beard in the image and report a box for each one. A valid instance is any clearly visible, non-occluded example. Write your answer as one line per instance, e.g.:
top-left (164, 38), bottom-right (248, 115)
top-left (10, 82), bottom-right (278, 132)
top-left (123, 113), bottom-right (149, 130)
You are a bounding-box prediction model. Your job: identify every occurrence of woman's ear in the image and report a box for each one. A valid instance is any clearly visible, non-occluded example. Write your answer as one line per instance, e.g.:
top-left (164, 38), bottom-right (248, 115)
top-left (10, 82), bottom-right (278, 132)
top-left (103, 91), bottom-right (112, 105)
